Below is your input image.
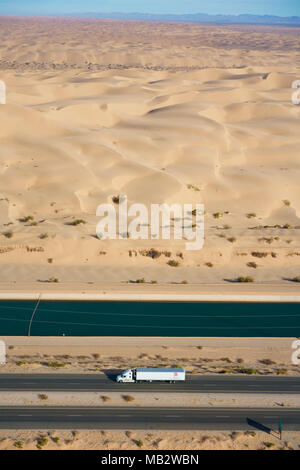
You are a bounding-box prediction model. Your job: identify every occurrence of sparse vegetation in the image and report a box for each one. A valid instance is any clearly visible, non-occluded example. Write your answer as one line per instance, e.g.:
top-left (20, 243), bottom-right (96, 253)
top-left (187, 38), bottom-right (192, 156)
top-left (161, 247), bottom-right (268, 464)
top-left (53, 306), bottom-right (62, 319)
top-left (39, 233), bottom-right (48, 239)
top-left (48, 277), bottom-right (59, 283)
top-left (228, 237), bottom-right (236, 243)
top-left (283, 199), bottom-right (291, 206)
top-left (246, 213), bottom-right (257, 218)
top-left (291, 276), bottom-right (300, 283)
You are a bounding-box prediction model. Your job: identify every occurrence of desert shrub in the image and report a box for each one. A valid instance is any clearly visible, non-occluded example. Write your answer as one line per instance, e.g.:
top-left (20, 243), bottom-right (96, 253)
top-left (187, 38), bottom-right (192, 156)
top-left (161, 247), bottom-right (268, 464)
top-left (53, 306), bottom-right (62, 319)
top-left (40, 233), bottom-right (48, 239)
top-left (36, 437), bottom-right (48, 449)
top-left (3, 230), bottom-right (13, 238)
top-left (47, 361), bottom-right (65, 368)
top-left (276, 369), bottom-right (287, 375)
top-left (70, 219), bottom-right (86, 226)
top-left (101, 396), bottom-right (111, 402)
top-left (247, 213), bottom-right (257, 218)
top-left (205, 262), bottom-right (214, 268)
top-left (39, 394), bottom-right (48, 400)
top-left (228, 237), bottom-right (236, 243)
top-left (140, 248), bottom-right (161, 259)
top-left (251, 251), bottom-right (268, 258)
top-left (264, 442), bottom-right (275, 448)
top-left (16, 360), bottom-right (27, 366)
top-left (122, 395), bottom-right (135, 402)
top-left (53, 437), bottom-right (60, 443)
top-left (259, 359), bottom-right (276, 365)
top-left (238, 367), bottom-right (258, 375)
top-left (291, 276), bottom-right (300, 283)
top-left (20, 216), bottom-right (34, 222)
top-left (247, 262), bottom-right (257, 269)
top-left (136, 440), bottom-right (144, 448)
top-left (112, 195), bottom-right (120, 204)
top-left (14, 441), bottom-right (24, 449)
top-left (213, 212), bottom-right (223, 219)
top-left (181, 280), bottom-right (188, 284)
top-left (283, 200), bottom-right (291, 206)
top-left (167, 259), bottom-right (180, 267)
top-left (135, 278), bottom-right (145, 283)
top-left (48, 277), bottom-right (59, 283)
top-left (236, 276), bottom-right (254, 283)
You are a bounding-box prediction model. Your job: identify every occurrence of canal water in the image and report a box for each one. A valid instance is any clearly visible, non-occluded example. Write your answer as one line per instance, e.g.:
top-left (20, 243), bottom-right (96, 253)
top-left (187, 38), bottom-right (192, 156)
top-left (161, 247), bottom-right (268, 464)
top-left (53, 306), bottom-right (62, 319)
top-left (0, 300), bottom-right (299, 336)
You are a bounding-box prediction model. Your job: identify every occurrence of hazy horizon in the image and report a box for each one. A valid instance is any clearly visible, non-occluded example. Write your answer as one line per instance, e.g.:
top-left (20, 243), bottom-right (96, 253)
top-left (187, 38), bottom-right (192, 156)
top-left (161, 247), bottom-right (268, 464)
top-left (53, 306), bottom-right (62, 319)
top-left (0, 1), bottom-right (299, 18)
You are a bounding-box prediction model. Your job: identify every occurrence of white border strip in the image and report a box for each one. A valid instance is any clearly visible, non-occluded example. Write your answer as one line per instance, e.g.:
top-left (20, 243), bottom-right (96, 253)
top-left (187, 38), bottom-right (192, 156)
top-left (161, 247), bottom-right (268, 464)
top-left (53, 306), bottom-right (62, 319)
top-left (0, 292), bottom-right (299, 302)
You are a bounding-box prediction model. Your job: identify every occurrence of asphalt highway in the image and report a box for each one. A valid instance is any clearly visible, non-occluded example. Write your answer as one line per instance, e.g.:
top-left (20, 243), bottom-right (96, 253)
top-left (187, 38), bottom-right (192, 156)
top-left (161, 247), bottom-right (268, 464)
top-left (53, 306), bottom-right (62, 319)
top-left (0, 374), bottom-right (300, 393)
top-left (0, 406), bottom-right (299, 430)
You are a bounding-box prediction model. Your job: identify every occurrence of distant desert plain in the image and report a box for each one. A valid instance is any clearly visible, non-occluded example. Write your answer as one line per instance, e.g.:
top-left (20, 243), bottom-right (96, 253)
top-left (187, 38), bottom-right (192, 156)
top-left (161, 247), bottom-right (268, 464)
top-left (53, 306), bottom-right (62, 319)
top-left (0, 17), bottom-right (300, 289)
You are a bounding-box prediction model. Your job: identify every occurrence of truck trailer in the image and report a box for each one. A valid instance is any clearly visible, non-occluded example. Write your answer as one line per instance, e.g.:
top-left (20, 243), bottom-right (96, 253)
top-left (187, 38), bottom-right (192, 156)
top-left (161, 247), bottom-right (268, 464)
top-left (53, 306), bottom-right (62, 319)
top-left (116, 368), bottom-right (185, 383)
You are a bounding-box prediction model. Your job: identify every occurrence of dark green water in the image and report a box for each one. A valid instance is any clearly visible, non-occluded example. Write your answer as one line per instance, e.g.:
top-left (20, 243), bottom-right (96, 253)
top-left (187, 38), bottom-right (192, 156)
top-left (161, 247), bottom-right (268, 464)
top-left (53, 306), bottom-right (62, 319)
top-left (0, 300), bottom-right (299, 336)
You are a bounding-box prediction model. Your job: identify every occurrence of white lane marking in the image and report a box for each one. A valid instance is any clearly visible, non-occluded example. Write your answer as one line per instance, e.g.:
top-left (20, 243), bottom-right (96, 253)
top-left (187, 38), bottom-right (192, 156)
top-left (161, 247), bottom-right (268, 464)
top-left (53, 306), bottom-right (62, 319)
top-left (18, 414), bottom-right (32, 417)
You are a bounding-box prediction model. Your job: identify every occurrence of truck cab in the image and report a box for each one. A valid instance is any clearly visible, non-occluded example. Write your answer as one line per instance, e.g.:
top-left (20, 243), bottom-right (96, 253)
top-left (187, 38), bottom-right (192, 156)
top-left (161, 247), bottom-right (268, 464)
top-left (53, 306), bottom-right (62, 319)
top-left (116, 369), bottom-right (135, 383)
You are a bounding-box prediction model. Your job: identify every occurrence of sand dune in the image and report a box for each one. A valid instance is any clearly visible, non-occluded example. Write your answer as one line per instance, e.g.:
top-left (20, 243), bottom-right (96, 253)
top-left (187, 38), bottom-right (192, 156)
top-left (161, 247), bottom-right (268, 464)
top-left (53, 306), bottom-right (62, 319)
top-left (0, 17), bottom-right (299, 285)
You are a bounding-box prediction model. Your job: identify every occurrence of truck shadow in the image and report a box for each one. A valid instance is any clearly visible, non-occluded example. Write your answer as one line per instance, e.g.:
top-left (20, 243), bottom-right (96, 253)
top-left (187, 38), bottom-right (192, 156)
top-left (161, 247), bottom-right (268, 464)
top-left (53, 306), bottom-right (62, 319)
top-left (101, 369), bottom-right (123, 382)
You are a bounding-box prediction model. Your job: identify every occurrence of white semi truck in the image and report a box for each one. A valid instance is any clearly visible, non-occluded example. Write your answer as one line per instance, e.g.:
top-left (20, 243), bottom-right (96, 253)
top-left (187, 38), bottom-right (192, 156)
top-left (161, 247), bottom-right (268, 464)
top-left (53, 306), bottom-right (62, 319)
top-left (116, 368), bottom-right (185, 383)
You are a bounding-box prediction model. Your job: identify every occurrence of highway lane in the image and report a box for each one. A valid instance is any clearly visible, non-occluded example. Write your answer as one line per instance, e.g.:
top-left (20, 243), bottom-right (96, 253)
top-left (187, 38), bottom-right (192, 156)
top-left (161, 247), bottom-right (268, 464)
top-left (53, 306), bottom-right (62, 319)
top-left (0, 406), bottom-right (299, 430)
top-left (0, 374), bottom-right (300, 393)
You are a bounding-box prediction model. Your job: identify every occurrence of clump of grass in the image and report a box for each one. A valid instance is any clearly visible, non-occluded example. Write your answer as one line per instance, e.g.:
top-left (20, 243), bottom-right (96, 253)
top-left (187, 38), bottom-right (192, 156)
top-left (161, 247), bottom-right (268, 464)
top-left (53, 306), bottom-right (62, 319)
top-left (247, 213), bottom-right (257, 218)
top-left (39, 233), bottom-right (48, 239)
top-left (136, 439), bottom-right (144, 448)
top-left (3, 230), bottom-right (13, 238)
top-left (283, 199), bottom-right (291, 206)
top-left (36, 437), bottom-right (48, 449)
top-left (53, 437), bottom-right (60, 443)
top-left (205, 262), bottom-right (214, 268)
top-left (14, 441), bottom-right (24, 449)
top-left (167, 259), bottom-right (180, 267)
top-left (238, 367), bottom-right (258, 375)
top-left (236, 276), bottom-right (254, 283)
top-left (291, 276), bottom-right (300, 283)
top-left (228, 237), bottom-right (237, 243)
top-left (122, 395), bottom-right (135, 402)
top-left (47, 361), bottom-right (66, 368)
top-left (213, 212), bottom-right (223, 219)
top-left (48, 277), bottom-right (59, 283)
top-left (247, 262), bottom-right (257, 269)
top-left (47, 258), bottom-right (53, 264)
top-left (69, 219), bottom-right (86, 226)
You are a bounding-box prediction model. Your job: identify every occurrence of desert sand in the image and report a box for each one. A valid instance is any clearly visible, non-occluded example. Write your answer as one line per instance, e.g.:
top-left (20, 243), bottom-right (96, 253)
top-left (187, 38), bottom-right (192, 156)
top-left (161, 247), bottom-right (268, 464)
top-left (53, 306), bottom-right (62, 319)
top-left (0, 336), bottom-right (298, 376)
top-left (0, 17), bottom-right (299, 287)
top-left (1, 428), bottom-right (299, 450)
